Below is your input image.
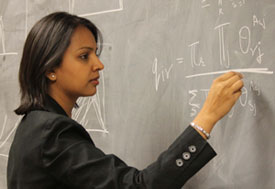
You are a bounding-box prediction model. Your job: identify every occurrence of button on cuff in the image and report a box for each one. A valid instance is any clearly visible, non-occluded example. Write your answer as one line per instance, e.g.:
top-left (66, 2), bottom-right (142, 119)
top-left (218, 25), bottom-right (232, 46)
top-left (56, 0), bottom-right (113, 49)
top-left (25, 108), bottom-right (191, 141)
top-left (188, 145), bottom-right (197, 153)
top-left (176, 159), bottom-right (184, 167)
top-left (182, 152), bottom-right (191, 160)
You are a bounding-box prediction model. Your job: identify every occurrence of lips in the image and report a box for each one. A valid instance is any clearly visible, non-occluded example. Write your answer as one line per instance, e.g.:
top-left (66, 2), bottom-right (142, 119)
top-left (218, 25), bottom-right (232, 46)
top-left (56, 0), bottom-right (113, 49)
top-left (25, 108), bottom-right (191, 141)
top-left (90, 76), bottom-right (100, 85)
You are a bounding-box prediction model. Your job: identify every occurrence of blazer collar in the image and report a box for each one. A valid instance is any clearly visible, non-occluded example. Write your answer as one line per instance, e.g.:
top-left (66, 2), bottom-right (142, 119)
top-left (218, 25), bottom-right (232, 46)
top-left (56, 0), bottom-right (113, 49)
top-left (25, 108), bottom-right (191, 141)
top-left (44, 95), bottom-right (68, 117)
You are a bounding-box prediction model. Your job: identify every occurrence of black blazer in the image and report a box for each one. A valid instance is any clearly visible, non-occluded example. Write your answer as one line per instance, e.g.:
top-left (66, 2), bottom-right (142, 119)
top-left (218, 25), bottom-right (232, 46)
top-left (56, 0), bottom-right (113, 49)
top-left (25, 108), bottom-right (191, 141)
top-left (7, 96), bottom-right (216, 189)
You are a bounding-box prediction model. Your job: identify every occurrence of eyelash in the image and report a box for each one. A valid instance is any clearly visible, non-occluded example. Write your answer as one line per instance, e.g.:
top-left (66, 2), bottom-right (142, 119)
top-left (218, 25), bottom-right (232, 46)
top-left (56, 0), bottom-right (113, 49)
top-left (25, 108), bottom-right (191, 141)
top-left (79, 53), bottom-right (89, 60)
top-left (79, 48), bottom-right (100, 61)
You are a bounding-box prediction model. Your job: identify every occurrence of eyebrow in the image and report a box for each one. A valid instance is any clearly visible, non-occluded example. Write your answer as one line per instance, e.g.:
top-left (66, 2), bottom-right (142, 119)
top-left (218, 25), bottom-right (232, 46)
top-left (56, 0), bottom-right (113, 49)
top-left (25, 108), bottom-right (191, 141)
top-left (76, 47), bottom-right (95, 52)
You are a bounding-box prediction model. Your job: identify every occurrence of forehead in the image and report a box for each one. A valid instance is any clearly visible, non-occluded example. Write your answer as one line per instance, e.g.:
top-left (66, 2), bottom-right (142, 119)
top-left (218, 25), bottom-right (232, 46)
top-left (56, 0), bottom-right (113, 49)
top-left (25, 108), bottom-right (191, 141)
top-left (69, 25), bottom-right (96, 50)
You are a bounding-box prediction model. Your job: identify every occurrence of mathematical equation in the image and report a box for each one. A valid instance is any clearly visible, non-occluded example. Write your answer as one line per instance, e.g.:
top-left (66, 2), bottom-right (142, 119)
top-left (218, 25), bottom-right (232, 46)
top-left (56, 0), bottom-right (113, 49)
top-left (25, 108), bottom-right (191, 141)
top-left (151, 2), bottom-right (273, 119)
top-left (188, 80), bottom-right (260, 118)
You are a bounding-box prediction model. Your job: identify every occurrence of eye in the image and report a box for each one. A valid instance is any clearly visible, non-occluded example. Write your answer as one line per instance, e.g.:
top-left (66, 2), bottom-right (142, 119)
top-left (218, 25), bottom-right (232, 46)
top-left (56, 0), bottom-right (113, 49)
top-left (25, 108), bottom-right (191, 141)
top-left (79, 53), bottom-right (89, 60)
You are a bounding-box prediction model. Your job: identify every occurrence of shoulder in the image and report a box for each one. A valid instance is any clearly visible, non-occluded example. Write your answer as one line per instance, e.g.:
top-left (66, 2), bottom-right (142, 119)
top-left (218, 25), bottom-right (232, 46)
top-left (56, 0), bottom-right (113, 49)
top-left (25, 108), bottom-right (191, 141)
top-left (24, 110), bottom-right (93, 144)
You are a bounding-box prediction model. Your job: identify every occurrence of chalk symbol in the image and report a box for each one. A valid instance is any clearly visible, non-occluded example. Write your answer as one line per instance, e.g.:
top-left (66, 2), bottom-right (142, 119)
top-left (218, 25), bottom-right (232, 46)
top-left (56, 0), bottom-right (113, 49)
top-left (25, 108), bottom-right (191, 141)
top-left (201, 0), bottom-right (210, 8)
top-left (202, 4), bottom-right (210, 8)
top-left (176, 58), bottom-right (184, 64)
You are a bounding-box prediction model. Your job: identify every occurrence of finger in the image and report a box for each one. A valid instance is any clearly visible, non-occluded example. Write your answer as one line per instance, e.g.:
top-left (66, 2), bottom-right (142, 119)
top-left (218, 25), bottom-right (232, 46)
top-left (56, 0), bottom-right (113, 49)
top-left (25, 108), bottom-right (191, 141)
top-left (235, 72), bottom-right (243, 79)
top-left (233, 90), bottom-right (242, 101)
top-left (224, 74), bottom-right (242, 87)
top-left (217, 71), bottom-right (244, 82)
top-left (216, 71), bottom-right (236, 82)
top-left (231, 80), bottom-right (244, 93)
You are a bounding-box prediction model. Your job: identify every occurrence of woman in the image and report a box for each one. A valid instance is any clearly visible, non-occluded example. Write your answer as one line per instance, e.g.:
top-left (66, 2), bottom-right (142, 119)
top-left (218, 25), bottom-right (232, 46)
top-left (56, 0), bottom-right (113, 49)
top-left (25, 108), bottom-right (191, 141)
top-left (7, 12), bottom-right (243, 188)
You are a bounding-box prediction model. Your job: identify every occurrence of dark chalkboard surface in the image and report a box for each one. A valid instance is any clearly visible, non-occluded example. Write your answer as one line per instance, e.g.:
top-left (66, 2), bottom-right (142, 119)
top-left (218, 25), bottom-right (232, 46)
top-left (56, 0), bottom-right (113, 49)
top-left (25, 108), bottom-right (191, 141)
top-left (1, 0), bottom-right (275, 188)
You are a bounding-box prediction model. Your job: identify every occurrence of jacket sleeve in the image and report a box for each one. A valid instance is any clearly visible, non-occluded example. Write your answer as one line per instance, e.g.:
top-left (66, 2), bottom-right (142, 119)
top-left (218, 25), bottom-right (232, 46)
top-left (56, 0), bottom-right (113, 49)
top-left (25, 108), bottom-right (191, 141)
top-left (41, 118), bottom-right (216, 189)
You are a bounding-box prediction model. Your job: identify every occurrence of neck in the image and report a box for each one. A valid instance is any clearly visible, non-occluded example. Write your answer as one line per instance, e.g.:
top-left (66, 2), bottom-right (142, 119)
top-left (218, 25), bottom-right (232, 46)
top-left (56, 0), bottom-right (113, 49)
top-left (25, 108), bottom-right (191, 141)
top-left (47, 90), bottom-right (77, 118)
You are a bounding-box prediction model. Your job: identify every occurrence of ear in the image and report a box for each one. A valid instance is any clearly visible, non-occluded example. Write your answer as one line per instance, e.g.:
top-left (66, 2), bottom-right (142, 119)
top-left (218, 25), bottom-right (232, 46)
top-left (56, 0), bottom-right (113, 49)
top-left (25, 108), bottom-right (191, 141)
top-left (46, 71), bottom-right (57, 82)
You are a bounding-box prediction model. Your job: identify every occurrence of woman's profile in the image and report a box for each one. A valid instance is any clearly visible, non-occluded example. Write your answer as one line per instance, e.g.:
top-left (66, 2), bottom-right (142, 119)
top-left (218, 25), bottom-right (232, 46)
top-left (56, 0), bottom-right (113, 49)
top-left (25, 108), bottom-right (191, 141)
top-left (7, 12), bottom-right (244, 189)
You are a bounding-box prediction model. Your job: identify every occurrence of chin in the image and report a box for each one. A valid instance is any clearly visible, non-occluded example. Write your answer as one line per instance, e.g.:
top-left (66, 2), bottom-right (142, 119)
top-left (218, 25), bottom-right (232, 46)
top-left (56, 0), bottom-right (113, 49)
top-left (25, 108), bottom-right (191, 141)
top-left (83, 90), bottom-right (97, 97)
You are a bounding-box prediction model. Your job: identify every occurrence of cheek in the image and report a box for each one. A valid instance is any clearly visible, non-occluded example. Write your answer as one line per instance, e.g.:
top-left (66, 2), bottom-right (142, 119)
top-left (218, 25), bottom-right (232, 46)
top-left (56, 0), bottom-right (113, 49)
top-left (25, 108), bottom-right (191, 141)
top-left (57, 70), bottom-right (85, 90)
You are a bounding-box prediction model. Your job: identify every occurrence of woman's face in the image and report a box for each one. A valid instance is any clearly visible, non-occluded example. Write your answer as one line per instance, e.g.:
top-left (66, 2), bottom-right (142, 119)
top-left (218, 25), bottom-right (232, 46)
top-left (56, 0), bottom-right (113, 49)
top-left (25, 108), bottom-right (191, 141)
top-left (51, 25), bottom-right (104, 99)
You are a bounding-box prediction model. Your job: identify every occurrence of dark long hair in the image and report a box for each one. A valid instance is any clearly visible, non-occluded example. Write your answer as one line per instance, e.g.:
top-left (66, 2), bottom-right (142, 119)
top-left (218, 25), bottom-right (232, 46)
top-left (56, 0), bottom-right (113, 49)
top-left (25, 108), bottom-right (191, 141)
top-left (15, 12), bottom-right (103, 115)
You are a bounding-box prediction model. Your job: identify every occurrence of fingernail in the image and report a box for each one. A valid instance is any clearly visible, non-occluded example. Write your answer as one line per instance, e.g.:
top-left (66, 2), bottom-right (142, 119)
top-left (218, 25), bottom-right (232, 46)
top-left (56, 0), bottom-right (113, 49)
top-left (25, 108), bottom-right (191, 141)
top-left (240, 73), bottom-right (244, 78)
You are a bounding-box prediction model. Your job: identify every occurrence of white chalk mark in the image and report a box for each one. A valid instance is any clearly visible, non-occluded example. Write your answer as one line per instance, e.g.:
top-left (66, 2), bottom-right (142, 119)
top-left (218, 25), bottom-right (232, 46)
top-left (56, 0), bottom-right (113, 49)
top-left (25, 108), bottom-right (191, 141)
top-left (152, 58), bottom-right (160, 91)
top-left (69, 0), bottom-right (75, 13)
top-left (189, 90), bottom-right (200, 117)
top-left (69, 0), bottom-right (72, 13)
top-left (0, 52), bottom-right (18, 56)
top-left (86, 129), bottom-right (109, 133)
top-left (0, 154), bottom-right (8, 158)
top-left (185, 68), bottom-right (274, 78)
top-left (79, 0), bottom-right (124, 17)
top-left (25, 0), bottom-right (28, 39)
top-left (253, 14), bottom-right (266, 30)
top-left (214, 22), bottom-right (230, 30)
top-left (202, 4), bottom-right (210, 8)
top-left (201, 0), bottom-right (210, 8)
top-left (92, 97), bottom-right (106, 132)
top-left (215, 23), bottom-right (231, 68)
top-left (0, 16), bottom-right (18, 56)
top-left (0, 115), bottom-right (7, 140)
top-left (239, 26), bottom-right (251, 54)
top-left (0, 16), bottom-right (6, 53)
top-left (78, 97), bottom-right (93, 126)
top-left (0, 117), bottom-right (20, 149)
top-left (188, 41), bottom-right (200, 47)
top-left (189, 41), bottom-right (206, 67)
top-left (101, 71), bottom-right (106, 126)
top-left (239, 86), bottom-right (248, 107)
top-left (176, 58), bottom-right (184, 64)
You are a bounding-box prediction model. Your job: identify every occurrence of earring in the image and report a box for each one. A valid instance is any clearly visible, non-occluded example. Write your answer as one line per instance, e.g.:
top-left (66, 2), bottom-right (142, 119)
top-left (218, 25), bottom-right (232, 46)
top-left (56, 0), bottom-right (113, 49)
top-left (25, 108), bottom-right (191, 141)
top-left (51, 74), bottom-right (55, 78)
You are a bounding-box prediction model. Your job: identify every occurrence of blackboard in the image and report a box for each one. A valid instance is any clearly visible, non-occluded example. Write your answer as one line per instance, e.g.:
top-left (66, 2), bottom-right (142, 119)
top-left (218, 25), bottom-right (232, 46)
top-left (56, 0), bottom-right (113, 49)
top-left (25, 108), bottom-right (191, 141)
top-left (1, 0), bottom-right (275, 188)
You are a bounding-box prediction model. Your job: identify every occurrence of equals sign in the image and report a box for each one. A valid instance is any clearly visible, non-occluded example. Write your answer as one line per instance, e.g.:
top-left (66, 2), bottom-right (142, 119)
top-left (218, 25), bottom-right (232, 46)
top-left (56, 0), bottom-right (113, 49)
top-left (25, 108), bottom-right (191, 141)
top-left (176, 58), bottom-right (184, 64)
top-left (202, 4), bottom-right (210, 8)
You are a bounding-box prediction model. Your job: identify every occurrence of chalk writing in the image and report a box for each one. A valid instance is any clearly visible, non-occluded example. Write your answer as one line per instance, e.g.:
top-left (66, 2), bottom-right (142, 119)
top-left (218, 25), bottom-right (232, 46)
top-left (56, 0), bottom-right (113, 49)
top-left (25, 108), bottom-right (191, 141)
top-left (230, 0), bottom-right (246, 8)
top-left (239, 26), bottom-right (264, 64)
top-left (215, 23), bottom-right (231, 68)
top-left (152, 58), bottom-right (174, 91)
top-left (253, 14), bottom-right (266, 30)
top-left (201, 0), bottom-right (247, 15)
top-left (176, 57), bottom-right (184, 64)
top-left (189, 41), bottom-right (206, 68)
top-left (0, 16), bottom-right (18, 57)
top-left (188, 83), bottom-right (258, 118)
top-left (188, 90), bottom-right (201, 117)
top-left (201, 0), bottom-right (210, 8)
top-left (250, 80), bottom-right (261, 96)
top-left (218, 0), bottom-right (224, 15)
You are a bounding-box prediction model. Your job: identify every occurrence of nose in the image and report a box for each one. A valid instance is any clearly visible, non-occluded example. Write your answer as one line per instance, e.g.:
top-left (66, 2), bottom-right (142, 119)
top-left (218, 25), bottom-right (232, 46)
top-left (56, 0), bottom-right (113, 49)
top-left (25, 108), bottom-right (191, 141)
top-left (93, 56), bottom-right (104, 71)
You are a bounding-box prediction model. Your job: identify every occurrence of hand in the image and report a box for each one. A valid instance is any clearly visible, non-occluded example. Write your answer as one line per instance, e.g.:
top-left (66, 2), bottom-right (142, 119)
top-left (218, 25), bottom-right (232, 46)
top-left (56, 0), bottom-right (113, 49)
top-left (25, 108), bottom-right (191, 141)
top-left (192, 72), bottom-right (244, 136)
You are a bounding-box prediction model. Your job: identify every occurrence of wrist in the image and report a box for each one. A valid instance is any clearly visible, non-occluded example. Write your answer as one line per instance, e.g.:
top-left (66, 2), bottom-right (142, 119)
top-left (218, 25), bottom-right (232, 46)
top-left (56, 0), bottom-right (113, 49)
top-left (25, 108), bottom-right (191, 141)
top-left (190, 122), bottom-right (210, 140)
top-left (192, 112), bottom-right (216, 134)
